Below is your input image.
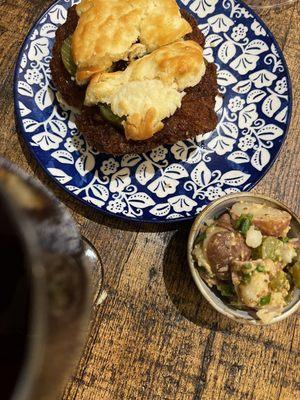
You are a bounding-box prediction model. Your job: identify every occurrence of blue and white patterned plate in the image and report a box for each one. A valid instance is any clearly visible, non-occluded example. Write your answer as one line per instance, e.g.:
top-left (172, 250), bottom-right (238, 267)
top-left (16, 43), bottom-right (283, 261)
top-left (14, 0), bottom-right (292, 223)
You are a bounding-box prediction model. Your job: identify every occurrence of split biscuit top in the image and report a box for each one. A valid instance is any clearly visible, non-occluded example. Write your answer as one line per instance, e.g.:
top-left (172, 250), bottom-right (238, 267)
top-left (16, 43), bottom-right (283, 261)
top-left (72, 0), bottom-right (192, 84)
top-left (85, 41), bottom-right (206, 141)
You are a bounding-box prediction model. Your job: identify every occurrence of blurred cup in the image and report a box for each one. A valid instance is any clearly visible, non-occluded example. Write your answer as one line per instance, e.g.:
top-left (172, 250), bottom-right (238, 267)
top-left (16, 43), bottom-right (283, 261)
top-left (0, 157), bottom-right (93, 400)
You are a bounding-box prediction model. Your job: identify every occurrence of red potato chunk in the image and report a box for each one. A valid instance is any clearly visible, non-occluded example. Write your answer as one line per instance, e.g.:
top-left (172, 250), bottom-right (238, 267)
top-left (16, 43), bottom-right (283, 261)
top-left (215, 213), bottom-right (235, 231)
top-left (205, 230), bottom-right (251, 280)
top-left (230, 202), bottom-right (291, 237)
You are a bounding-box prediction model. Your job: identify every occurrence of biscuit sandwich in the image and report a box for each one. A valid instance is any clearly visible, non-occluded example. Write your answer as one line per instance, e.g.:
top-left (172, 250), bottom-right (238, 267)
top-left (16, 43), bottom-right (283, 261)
top-left (50, 0), bottom-right (218, 155)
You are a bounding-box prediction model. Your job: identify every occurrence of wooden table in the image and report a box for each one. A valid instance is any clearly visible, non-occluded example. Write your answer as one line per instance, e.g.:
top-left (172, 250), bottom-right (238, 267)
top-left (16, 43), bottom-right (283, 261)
top-left (0, 1), bottom-right (299, 399)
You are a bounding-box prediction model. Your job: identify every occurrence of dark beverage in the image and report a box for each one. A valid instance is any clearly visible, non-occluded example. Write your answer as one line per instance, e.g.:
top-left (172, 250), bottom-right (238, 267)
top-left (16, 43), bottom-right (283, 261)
top-left (0, 158), bottom-right (97, 400)
top-left (0, 193), bottom-right (30, 399)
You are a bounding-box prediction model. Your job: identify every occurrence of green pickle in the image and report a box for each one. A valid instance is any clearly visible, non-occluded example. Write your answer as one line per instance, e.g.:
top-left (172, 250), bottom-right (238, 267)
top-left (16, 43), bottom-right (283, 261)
top-left (99, 104), bottom-right (124, 129)
top-left (258, 237), bottom-right (296, 266)
top-left (61, 36), bottom-right (77, 76)
top-left (290, 261), bottom-right (300, 289)
top-left (259, 237), bottom-right (282, 261)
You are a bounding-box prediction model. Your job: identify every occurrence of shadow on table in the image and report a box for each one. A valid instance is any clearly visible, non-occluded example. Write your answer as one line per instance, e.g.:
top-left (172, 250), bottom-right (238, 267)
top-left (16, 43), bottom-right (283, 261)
top-left (16, 129), bottom-right (189, 234)
top-left (18, 127), bottom-right (242, 331)
top-left (163, 230), bottom-right (237, 331)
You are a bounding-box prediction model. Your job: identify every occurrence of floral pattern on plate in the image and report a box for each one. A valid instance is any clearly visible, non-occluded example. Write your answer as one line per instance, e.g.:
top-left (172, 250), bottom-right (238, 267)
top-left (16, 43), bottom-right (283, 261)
top-left (14, 0), bottom-right (292, 222)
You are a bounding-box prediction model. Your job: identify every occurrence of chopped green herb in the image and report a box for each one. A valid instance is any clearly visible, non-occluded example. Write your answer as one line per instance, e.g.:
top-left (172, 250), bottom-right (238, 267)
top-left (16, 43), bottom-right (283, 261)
top-left (235, 214), bottom-right (253, 235)
top-left (235, 216), bottom-right (243, 230)
top-left (243, 263), bottom-right (252, 270)
top-left (194, 231), bottom-right (206, 245)
top-left (241, 273), bottom-right (251, 284)
top-left (281, 237), bottom-right (290, 243)
top-left (259, 294), bottom-right (271, 306)
top-left (256, 264), bottom-right (265, 273)
top-left (241, 220), bottom-right (251, 235)
top-left (217, 284), bottom-right (235, 297)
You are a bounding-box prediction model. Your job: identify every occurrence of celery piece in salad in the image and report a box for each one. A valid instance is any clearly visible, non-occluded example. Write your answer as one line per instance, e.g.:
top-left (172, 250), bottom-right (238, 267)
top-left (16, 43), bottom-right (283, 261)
top-left (270, 270), bottom-right (289, 291)
top-left (259, 237), bottom-right (297, 266)
top-left (235, 214), bottom-right (253, 236)
top-left (259, 237), bottom-right (282, 260)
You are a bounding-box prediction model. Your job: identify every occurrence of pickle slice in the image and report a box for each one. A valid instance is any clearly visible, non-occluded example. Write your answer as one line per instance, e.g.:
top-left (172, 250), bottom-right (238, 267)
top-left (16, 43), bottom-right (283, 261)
top-left (99, 104), bottom-right (124, 129)
top-left (260, 237), bottom-right (282, 260)
top-left (61, 36), bottom-right (77, 77)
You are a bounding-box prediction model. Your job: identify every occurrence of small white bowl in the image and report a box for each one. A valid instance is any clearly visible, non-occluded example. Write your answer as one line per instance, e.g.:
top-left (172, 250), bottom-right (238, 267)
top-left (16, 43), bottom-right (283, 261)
top-left (187, 193), bottom-right (300, 325)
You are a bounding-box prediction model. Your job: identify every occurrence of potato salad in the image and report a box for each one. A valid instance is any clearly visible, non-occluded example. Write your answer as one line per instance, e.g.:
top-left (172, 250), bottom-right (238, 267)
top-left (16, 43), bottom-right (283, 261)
top-left (192, 202), bottom-right (300, 323)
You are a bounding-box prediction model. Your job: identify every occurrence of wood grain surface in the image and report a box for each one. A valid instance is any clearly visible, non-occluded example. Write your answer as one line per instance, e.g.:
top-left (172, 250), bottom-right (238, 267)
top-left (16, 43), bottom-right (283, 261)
top-left (0, 1), bottom-right (299, 399)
